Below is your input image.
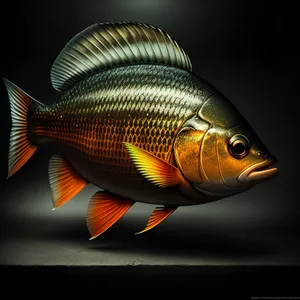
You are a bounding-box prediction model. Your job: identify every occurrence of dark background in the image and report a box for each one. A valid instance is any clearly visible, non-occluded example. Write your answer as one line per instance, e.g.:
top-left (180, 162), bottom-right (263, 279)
top-left (0, 0), bottom-right (299, 296)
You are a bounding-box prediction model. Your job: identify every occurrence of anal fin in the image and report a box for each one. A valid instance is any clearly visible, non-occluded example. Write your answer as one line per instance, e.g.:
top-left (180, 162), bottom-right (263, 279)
top-left (49, 154), bottom-right (88, 209)
top-left (136, 206), bottom-right (177, 235)
top-left (87, 191), bottom-right (135, 240)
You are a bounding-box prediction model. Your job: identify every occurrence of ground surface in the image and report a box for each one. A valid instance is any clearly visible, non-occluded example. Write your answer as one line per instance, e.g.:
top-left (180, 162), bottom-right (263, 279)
top-left (0, 159), bottom-right (299, 267)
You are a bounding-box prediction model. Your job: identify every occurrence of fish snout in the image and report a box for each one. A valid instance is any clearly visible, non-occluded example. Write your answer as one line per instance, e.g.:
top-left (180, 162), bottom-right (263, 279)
top-left (238, 155), bottom-right (278, 184)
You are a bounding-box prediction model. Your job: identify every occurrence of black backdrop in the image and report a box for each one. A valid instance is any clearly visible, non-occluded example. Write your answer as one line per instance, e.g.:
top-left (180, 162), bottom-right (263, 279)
top-left (0, 0), bottom-right (299, 296)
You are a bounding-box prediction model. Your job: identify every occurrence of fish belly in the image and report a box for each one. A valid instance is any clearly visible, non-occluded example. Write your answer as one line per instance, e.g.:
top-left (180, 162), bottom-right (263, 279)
top-left (30, 64), bottom-right (215, 206)
top-left (57, 144), bottom-right (199, 206)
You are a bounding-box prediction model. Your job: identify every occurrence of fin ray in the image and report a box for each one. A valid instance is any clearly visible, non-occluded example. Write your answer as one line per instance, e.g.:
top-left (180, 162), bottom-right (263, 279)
top-left (87, 192), bottom-right (135, 240)
top-left (124, 142), bottom-right (183, 188)
top-left (3, 79), bottom-right (39, 178)
top-left (136, 206), bottom-right (177, 235)
top-left (51, 22), bottom-right (192, 92)
top-left (48, 154), bottom-right (88, 208)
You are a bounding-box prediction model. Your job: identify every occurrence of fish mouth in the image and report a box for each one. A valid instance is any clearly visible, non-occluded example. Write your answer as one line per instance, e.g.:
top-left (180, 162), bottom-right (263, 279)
top-left (238, 157), bottom-right (278, 184)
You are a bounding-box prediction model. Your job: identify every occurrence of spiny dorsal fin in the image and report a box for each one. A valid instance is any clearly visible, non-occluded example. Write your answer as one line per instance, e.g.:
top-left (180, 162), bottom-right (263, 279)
top-left (51, 22), bottom-right (192, 92)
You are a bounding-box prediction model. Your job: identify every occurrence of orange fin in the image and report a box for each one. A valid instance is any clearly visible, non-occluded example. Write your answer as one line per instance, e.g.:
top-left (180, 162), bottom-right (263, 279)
top-left (135, 206), bottom-right (177, 235)
top-left (87, 191), bottom-right (135, 240)
top-left (48, 154), bottom-right (88, 209)
top-left (4, 79), bottom-right (40, 178)
top-left (124, 142), bottom-right (183, 188)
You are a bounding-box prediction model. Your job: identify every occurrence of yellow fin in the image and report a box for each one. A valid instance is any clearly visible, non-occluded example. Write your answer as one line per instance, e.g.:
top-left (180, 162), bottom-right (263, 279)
top-left (49, 154), bottom-right (88, 209)
top-left (136, 206), bottom-right (177, 235)
top-left (124, 142), bottom-right (182, 188)
top-left (87, 191), bottom-right (135, 240)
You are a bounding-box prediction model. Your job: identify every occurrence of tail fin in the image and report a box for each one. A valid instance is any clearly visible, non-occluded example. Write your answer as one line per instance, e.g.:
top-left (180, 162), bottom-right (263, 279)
top-left (3, 79), bottom-right (38, 179)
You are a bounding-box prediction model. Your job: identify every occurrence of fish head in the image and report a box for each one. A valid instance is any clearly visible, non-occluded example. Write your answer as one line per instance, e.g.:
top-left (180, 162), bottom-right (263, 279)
top-left (174, 93), bottom-right (278, 198)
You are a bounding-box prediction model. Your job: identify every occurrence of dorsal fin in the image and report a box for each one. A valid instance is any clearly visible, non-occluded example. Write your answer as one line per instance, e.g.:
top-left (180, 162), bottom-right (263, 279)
top-left (50, 22), bottom-right (193, 92)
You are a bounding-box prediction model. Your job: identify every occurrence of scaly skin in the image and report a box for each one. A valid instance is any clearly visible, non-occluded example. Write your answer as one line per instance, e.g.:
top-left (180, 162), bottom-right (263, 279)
top-left (31, 64), bottom-right (215, 178)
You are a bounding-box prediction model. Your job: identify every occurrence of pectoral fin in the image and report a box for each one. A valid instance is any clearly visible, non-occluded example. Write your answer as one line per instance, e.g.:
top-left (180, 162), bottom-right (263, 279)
top-left (87, 191), bottom-right (135, 240)
top-left (135, 206), bottom-right (177, 235)
top-left (124, 142), bottom-right (184, 188)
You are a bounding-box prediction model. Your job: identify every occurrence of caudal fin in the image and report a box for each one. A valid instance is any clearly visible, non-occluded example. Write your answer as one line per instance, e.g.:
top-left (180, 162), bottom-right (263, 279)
top-left (3, 79), bottom-right (39, 178)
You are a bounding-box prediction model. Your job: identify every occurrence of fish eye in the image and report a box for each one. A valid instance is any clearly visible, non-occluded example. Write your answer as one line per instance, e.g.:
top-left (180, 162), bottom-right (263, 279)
top-left (228, 135), bottom-right (250, 159)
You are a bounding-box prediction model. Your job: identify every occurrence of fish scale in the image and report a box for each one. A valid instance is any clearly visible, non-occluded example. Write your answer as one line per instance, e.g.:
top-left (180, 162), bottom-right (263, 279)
top-left (31, 64), bottom-right (214, 175)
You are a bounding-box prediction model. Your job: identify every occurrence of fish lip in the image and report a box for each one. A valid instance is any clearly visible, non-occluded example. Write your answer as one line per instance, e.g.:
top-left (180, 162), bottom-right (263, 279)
top-left (238, 157), bottom-right (278, 184)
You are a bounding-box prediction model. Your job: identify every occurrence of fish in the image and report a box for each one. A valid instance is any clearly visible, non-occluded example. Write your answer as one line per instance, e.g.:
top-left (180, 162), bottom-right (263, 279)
top-left (3, 22), bottom-right (278, 240)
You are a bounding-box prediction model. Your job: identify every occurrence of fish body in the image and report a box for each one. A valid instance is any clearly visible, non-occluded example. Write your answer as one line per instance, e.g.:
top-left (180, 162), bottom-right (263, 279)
top-left (4, 22), bottom-right (278, 239)
top-left (31, 64), bottom-right (215, 206)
